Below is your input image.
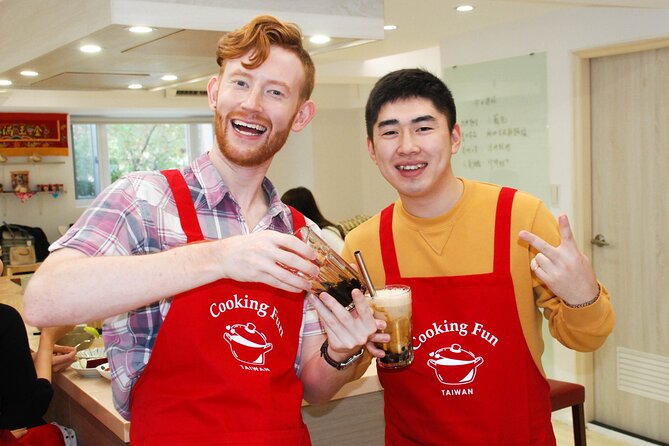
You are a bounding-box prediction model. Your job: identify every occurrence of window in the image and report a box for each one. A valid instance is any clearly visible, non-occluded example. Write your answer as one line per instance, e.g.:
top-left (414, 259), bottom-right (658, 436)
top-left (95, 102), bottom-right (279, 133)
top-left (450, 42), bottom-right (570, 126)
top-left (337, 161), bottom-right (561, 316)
top-left (72, 119), bottom-right (213, 204)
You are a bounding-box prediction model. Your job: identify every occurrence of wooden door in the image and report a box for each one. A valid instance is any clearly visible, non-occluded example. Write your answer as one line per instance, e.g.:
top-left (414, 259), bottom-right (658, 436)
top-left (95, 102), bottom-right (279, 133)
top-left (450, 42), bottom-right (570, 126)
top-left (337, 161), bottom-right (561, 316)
top-left (590, 47), bottom-right (669, 442)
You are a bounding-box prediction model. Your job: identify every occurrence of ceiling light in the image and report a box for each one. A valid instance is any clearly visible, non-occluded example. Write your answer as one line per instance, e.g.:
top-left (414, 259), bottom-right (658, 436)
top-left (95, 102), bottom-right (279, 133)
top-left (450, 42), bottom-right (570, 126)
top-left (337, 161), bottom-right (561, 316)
top-left (20, 70), bottom-right (38, 77)
top-left (455, 4), bottom-right (475, 12)
top-left (128, 84), bottom-right (143, 89)
top-left (80, 44), bottom-right (102, 53)
top-left (0, 80), bottom-right (11, 86)
top-left (129, 26), bottom-right (153, 33)
top-left (161, 74), bottom-right (178, 81)
top-left (309, 35), bottom-right (331, 45)
top-left (384, 25), bottom-right (397, 31)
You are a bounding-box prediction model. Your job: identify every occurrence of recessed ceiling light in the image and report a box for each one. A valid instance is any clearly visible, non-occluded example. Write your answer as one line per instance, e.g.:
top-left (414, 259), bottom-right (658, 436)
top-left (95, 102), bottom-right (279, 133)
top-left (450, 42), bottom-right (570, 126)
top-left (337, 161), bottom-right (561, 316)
top-left (128, 84), bottom-right (143, 89)
top-left (129, 26), bottom-right (153, 33)
top-left (80, 44), bottom-right (102, 53)
top-left (0, 79), bottom-right (12, 86)
top-left (161, 74), bottom-right (178, 81)
top-left (20, 70), bottom-right (38, 77)
top-left (384, 25), bottom-right (397, 31)
top-left (309, 35), bottom-right (331, 45)
top-left (455, 4), bottom-right (475, 12)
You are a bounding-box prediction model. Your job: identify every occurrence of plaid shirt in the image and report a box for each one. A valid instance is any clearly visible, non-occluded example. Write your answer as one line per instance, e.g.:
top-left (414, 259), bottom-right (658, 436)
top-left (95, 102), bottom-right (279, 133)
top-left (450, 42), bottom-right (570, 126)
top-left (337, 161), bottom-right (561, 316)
top-left (51, 153), bottom-right (324, 420)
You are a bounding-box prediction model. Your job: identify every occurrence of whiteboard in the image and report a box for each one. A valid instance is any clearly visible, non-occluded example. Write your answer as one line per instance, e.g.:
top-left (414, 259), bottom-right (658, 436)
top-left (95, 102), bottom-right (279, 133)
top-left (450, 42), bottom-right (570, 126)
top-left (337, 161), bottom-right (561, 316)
top-left (443, 53), bottom-right (549, 204)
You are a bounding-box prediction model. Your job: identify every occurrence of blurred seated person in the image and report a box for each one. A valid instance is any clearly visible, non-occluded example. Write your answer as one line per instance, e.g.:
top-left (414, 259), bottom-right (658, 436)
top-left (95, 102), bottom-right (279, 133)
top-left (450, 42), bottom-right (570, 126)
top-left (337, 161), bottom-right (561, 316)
top-left (282, 187), bottom-right (346, 253)
top-left (0, 260), bottom-right (77, 445)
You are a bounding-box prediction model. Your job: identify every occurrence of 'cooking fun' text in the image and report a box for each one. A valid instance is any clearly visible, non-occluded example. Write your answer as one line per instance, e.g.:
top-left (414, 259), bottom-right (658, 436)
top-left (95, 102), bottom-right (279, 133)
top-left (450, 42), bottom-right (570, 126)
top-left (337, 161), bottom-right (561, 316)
top-left (414, 320), bottom-right (499, 350)
top-left (209, 294), bottom-right (284, 337)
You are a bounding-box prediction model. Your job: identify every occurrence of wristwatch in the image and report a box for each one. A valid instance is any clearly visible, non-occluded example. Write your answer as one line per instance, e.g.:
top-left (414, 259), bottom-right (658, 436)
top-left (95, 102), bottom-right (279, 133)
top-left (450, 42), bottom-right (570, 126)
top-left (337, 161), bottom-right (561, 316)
top-left (320, 339), bottom-right (364, 370)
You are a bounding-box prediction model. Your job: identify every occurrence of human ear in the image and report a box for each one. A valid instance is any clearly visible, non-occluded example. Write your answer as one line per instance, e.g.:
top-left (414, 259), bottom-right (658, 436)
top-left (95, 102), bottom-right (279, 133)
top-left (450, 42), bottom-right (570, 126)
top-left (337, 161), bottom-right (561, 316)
top-left (291, 100), bottom-right (316, 131)
top-left (450, 123), bottom-right (462, 154)
top-left (367, 136), bottom-right (378, 163)
top-left (206, 76), bottom-right (220, 111)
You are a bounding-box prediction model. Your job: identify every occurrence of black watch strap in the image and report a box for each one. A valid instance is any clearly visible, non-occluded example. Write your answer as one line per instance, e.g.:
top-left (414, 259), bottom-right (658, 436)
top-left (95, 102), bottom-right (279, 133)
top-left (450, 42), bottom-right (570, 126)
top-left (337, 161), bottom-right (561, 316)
top-left (320, 339), bottom-right (363, 370)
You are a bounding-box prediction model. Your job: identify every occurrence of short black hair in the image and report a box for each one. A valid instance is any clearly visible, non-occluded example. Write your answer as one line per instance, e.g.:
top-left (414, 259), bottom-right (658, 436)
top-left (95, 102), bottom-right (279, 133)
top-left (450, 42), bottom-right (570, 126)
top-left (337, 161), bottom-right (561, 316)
top-left (365, 68), bottom-right (457, 141)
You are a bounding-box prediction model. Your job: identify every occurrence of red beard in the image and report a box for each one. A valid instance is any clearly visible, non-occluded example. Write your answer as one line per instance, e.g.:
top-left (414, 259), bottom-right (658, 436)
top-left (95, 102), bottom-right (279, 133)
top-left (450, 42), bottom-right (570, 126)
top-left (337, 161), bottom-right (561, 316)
top-left (214, 110), bottom-right (294, 167)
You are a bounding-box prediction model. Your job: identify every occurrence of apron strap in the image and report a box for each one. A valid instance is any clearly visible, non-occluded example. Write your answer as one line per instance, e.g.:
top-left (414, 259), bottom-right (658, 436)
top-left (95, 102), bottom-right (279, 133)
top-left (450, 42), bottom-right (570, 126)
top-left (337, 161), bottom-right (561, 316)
top-left (380, 188), bottom-right (517, 279)
top-left (287, 205), bottom-right (306, 232)
top-left (162, 169), bottom-right (204, 243)
top-left (492, 187), bottom-right (517, 274)
top-left (162, 169), bottom-right (306, 244)
top-left (379, 203), bottom-right (401, 282)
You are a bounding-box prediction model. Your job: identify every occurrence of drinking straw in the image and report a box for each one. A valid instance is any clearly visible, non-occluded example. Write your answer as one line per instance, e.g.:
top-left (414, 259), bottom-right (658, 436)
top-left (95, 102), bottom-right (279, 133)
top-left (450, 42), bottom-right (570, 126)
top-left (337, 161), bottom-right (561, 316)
top-left (354, 250), bottom-right (377, 297)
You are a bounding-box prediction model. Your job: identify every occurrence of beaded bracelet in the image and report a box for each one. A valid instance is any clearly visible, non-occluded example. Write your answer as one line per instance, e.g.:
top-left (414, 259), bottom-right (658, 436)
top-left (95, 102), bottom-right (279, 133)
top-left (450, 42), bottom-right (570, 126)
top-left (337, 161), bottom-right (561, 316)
top-left (564, 284), bottom-right (601, 309)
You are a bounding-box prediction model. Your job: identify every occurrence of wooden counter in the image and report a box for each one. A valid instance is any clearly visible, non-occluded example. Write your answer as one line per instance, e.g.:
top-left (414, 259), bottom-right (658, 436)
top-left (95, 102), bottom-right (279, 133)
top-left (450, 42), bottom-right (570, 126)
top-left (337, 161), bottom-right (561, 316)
top-left (303, 365), bottom-right (385, 445)
top-left (47, 370), bottom-right (130, 446)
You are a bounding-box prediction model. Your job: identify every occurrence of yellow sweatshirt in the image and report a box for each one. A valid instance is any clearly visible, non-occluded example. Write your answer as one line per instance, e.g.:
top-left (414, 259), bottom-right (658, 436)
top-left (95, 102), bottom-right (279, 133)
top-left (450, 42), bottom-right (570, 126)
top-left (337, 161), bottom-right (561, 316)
top-left (342, 179), bottom-right (614, 375)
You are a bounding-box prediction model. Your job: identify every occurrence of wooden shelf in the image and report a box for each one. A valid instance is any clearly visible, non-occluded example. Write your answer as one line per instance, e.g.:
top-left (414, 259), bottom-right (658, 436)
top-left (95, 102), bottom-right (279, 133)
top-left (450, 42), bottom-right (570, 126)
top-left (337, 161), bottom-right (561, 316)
top-left (0, 190), bottom-right (65, 197)
top-left (0, 160), bottom-right (65, 166)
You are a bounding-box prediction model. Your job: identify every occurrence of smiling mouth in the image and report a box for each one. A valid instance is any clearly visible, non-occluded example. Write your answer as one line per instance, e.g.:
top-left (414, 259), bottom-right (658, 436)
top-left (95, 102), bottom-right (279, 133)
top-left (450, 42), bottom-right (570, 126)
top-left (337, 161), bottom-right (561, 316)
top-left (232, 119), bottom-right (267, 136)
top-left (397, 163), bottom-right (427, 171)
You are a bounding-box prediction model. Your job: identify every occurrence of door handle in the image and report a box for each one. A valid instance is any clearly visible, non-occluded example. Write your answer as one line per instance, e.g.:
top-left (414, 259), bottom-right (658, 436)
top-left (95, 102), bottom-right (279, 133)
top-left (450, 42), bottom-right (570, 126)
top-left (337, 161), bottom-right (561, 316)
top-left (590, 234), bottom-right (610, 247)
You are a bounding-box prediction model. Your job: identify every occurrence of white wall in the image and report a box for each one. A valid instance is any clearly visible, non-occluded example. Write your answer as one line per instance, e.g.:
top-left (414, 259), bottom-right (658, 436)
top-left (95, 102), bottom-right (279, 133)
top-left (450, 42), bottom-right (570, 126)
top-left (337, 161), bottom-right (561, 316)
top-left (1, 159), bottom-right (81, 243)
top-left (440, 6), bottom-right (669, 220)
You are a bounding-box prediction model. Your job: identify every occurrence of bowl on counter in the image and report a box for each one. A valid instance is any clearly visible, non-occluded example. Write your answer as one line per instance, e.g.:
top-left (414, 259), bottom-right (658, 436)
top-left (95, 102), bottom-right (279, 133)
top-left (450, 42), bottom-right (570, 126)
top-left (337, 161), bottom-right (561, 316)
top-left (71, 361), bottom-right (102, 378)
top-left (75, 347), bottom-right (107, 367)
top-left (96, 363), bottom-right (112, 380)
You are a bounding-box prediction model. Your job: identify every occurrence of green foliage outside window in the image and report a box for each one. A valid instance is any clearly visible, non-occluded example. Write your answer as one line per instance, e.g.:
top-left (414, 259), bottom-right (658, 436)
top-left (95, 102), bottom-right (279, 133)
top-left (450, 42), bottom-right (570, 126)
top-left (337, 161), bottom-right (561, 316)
top-left (72, 121), bottom-right (213, 201)
top-left (107, 124), bottom-right (187, 183)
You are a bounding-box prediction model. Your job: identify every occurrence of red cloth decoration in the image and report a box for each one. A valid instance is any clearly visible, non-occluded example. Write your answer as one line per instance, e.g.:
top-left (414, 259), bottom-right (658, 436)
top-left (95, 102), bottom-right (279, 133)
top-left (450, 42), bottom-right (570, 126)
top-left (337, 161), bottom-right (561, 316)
top-left (0, 113), bottom-right (68, 156)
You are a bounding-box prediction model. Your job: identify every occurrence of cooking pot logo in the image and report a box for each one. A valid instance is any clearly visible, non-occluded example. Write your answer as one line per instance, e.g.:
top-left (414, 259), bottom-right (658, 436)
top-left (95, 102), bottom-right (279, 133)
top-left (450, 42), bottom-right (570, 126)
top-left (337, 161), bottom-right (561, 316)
top-left (427, 344), bottom-right (484, 385)
top-left (224, 323), bottom-right (273, 365)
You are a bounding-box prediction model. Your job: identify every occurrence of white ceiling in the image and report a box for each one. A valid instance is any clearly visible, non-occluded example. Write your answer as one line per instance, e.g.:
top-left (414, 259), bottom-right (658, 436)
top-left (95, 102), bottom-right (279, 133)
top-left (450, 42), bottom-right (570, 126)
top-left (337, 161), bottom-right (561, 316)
top-left (1, 0), bottom-right (668, 93)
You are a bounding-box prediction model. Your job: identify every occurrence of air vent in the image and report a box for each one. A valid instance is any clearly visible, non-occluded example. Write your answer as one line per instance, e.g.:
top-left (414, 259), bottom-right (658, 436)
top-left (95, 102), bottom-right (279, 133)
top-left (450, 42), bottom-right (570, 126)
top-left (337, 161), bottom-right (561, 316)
top-left (175, 90), bottom-right (207, 96)
top-left (617, 347), bottom-right (669, 403)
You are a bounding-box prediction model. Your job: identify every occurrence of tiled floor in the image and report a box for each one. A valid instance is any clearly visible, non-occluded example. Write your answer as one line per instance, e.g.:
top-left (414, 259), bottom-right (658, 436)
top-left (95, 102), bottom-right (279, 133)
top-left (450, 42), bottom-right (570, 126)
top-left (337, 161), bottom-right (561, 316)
top-left (553, 420), bottom-right (660, 446)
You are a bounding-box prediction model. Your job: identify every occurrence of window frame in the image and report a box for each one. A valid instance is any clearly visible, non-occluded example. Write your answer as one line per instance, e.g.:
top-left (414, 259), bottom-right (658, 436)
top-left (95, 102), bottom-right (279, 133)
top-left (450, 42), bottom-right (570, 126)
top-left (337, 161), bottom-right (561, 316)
top-left (71, 116), bottom-right (213, 207)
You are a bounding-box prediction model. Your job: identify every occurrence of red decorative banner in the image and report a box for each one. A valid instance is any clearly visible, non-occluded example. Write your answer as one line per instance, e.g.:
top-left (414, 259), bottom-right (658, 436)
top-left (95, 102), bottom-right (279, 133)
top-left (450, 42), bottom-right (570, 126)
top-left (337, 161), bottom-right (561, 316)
top-left (0, 113), bottom-right (69, 156)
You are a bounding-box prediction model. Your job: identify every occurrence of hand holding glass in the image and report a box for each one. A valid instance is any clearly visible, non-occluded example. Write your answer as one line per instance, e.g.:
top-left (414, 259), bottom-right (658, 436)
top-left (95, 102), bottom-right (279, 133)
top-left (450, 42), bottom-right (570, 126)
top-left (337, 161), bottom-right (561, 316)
top-left (294, 226), bottom-right (366, 310)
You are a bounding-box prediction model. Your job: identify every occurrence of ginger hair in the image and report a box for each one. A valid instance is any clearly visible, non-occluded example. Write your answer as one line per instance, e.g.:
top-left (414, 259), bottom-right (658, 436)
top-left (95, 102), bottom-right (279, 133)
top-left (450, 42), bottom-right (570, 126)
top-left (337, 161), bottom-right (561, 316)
top-left (216, 15), bottom-right (315, 100)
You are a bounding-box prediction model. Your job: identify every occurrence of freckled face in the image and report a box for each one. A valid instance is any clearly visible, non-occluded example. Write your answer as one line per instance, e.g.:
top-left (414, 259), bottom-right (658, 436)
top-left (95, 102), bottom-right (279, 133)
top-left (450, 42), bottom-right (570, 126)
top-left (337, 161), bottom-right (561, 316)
top-left (209, 46), bottom-right (311, 167)
top-left (368, 97), bottom-right (461, 204)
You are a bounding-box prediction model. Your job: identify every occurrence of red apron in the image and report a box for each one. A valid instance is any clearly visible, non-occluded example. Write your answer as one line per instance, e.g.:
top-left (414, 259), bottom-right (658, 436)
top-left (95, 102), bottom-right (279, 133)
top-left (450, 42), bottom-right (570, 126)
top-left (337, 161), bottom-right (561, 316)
top-left (0, 425), bottom-right (65, 446)
top-left (378, 187), bottom-right (554, 446)
top-left (129, 170), bottom-right (312, 445)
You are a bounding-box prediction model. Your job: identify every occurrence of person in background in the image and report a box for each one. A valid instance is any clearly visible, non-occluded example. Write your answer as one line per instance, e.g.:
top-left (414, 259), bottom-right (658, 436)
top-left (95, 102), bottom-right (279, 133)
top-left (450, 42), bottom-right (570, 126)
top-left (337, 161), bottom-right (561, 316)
top-left (281, 186), bottom-right (346, 253)
top-left (23, 15), bottom-right (385, 445)
top-left (1, 260), bottom-right (77, 445)
top-left (342, 68), bottom-right (615, 445)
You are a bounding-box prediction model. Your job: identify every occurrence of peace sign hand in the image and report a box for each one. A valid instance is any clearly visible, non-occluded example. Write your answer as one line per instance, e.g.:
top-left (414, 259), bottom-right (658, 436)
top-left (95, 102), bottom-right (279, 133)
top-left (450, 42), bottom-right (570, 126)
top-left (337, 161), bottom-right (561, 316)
top-left (518, 214), bottom-right (600, 306)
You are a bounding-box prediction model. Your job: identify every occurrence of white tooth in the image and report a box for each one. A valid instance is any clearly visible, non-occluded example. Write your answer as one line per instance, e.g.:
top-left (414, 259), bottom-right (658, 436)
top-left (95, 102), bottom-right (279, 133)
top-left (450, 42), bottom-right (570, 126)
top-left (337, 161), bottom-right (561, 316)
top-left (398, 163), bottom-right (426, 171)
top-left (233, 120), bottom-right (266, 132)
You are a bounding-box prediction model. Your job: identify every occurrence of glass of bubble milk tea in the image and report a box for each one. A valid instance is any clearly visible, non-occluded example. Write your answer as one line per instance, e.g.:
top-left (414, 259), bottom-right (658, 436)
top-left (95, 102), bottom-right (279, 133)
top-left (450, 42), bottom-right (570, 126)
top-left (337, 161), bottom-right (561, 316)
top-left (372, 284), bottom-right (414, 369)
